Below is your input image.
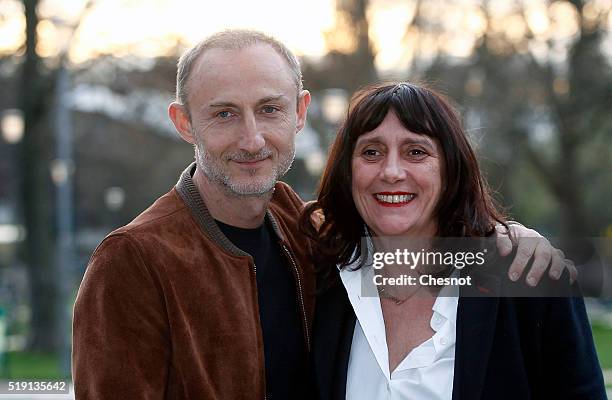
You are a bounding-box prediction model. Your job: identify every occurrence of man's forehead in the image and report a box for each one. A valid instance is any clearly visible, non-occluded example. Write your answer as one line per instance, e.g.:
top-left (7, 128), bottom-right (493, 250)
top-left (191, 44), bottom-right (291, 84)
top-left (187, 44), bottom-right (297, 104)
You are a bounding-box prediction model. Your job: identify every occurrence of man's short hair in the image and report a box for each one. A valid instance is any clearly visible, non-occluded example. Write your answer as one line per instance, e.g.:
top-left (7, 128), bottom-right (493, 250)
top-left (176, 29), bottom-right (303, 109)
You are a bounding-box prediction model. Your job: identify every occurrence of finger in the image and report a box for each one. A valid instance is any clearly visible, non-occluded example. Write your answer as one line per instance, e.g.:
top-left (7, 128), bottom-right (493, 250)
top-left (495, 224), bottom-right (513, 257)
top-left (525, 240), bottom-right (552, 286)
top-left (509, 223), bottom-right (542, 238)
top-left (548, 249), bottom-right (566, 280)
top-left (310, 209), bottom-right (325, 231)
top-left (303, 200), bottom-right (317, 208)
top-left (507, 234), bottom-right (538, 282)
top-left (566, 259), bottom-right (578, 284)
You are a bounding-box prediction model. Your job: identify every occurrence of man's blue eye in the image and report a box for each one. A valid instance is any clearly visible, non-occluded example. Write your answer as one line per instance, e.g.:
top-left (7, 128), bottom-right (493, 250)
top-left (218, 111), bottom-right (231, 118)
top-left (263, 106), bottom-right (277, 113)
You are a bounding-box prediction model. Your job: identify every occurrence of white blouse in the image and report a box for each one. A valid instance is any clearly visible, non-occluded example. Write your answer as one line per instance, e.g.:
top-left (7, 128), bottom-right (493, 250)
top-left (340, 257), bottom-right (458, 400)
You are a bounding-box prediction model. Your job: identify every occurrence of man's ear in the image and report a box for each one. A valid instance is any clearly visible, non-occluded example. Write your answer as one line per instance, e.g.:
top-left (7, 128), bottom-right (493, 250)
top-left (295, 90), bottom-right (311, 133)
top-left (169, 102), bottom-right (195, 144)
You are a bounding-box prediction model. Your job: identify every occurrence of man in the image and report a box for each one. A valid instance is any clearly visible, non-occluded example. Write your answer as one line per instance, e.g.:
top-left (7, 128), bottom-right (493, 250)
top-left (72, 30), bottom-right (573, 399)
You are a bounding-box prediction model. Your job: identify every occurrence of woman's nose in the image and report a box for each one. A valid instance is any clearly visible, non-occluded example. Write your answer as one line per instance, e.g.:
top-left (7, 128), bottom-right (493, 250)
top-left (380, 153), bottom-right (406, 183)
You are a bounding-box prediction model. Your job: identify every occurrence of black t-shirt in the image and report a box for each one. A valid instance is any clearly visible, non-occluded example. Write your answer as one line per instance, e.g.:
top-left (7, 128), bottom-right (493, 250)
top-left (216, 217), bottom-right (306, 398)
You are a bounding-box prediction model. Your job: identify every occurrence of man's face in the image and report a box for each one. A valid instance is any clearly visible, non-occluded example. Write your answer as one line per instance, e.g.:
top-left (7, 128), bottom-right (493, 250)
top-left (184, 44), bottom-right (308, 197)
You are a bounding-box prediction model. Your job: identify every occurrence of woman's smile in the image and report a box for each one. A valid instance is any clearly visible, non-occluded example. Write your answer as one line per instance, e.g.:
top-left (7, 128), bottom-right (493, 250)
top-left (373, 192), bottom-right (416, 207)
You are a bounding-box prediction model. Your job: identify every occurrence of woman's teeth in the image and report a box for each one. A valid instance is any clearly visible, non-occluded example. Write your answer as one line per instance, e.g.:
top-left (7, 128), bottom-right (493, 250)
top-left (375, 194), bottom-right (415, 203)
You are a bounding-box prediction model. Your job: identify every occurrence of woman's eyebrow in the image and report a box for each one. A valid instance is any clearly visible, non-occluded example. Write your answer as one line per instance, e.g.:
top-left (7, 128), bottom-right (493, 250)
top-left (355, 136), bottom-right (384, 147)
top-left (355, 135), bottom-right (435, 149)
top-left (401, 137), bottom-right (435, 150)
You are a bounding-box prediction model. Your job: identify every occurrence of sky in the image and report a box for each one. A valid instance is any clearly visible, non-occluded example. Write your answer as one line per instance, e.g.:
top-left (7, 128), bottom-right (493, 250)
top-left (0, 0), bottom-right (611, 72)
top-left (1, 0), bottom-right (337, 61)
top-left (0, 0), bottom-right (476, 71)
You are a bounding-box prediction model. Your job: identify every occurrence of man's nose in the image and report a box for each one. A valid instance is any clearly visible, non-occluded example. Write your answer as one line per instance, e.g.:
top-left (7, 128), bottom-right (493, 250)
top-left (238, 113), bottom-right (265, 153)
top-left (380, 153), bottom-right (406, 183)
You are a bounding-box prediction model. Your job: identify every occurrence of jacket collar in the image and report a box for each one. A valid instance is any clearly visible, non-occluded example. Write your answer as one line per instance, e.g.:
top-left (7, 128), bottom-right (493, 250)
top-left (174, 162), bottom-right (287, 256)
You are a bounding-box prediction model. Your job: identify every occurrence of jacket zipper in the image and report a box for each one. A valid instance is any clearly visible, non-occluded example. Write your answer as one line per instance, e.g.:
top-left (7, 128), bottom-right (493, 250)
top-left (281, 244), bottom-right (311, 350)
top-left (251, 261), bottom-right (267, 400)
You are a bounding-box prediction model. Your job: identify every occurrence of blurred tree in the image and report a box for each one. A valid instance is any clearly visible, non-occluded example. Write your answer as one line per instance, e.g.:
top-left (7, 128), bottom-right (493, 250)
top-left (407, 0), bottom-right (612, 236)
top-left (301, 0), bottom-right (378, 149)
top-left (68, 54), bottom-right (181, 224)
top-left (304, 0), bottom-right (377, 93)
top-left (19, 0), bottom-right (58, 351)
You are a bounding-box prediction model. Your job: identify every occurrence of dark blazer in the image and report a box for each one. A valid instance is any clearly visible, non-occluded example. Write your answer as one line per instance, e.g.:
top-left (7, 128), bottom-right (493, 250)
top-left (311, 264), bottom-right (606, 400)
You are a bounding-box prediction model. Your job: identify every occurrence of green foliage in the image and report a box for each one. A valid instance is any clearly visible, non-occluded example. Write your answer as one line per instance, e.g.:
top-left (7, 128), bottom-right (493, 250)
top-left (0, 351), bottom-right (67, 379)
top-left (508, 157), bottom-right (561, 235)
top-left (592, 322), bottom-right (612, 370)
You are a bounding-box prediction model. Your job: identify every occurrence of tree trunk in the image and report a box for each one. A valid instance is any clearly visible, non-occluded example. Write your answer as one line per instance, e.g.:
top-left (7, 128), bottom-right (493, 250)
top-left (19, 0), bottom-right (58, 352)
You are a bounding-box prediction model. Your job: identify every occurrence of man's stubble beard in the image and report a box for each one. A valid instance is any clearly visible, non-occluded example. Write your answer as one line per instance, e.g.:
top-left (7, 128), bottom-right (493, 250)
top-left (194, 137), bottom-right (295, 198)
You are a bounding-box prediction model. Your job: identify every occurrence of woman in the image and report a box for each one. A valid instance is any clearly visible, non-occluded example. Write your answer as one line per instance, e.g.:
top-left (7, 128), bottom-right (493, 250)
top-left (302, 82), bottom-right (605, 399)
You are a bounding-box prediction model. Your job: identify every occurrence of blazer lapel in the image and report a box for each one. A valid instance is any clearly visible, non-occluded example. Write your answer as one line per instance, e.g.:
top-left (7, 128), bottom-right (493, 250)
top-left (332, 303), bottom-right (356, 400)
top-left (452, 272), bottom-right (501, 400)
top-left (313, 282), bottom-right (356, 400)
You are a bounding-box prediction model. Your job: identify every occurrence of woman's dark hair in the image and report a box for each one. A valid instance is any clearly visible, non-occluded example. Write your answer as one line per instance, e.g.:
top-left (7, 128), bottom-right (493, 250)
top-left (299, 82), bottom-right (507, 270)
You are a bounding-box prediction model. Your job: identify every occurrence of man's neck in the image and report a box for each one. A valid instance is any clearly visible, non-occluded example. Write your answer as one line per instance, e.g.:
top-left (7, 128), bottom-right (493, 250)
top-left (193, 168), bottom-right (273, 229)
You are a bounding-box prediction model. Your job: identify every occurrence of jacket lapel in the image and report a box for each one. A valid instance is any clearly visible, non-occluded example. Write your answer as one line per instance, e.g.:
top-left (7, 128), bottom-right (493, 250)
top-left (452, 272), bottom-right (501, 400)
top-left (332, 303), bottom-right (356, 400)
top-left (313, 282), bottom-right (356, 400)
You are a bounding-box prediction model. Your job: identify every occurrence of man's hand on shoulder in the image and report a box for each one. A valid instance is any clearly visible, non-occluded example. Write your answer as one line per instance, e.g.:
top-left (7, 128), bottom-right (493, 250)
top-left (304, 201), bottom-right (325, 232)
top-left (495, 223), bottom-right (578, 286)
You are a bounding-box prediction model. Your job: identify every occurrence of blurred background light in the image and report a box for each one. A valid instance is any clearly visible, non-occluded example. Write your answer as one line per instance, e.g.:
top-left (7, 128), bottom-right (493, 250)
top-left (1, 109), bottom-right (24, 144)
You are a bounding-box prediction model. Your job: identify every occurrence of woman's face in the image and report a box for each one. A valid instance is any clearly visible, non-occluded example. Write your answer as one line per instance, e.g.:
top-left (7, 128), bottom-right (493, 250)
top-left (351, 111), bottom-right (443, 238)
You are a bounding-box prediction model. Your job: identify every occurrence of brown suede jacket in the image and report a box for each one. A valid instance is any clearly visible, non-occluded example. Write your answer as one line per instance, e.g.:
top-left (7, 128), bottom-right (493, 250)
top-left (72, 164), bottom-right (316, 399)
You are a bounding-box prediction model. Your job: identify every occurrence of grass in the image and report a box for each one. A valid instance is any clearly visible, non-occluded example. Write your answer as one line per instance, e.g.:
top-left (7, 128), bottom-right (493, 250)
top-left (0, 351), bottom-right (65, 379)
top-left (0, 323), bottom-right (610, 381)
top-left (592, 322), bottom-right (612, 370)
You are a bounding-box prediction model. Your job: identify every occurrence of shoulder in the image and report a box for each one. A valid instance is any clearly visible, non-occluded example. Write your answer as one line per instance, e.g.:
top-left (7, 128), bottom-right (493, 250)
top-left (269, 181), bottom-right (305, 216)
top-left (268, 181), bottom-right (310, 243)
top-left (102, 188), bottom-right (201, 253)
top-left (119, 189), bottom-right (190, 234)
top-left (84, 232), bottom-right (157, 290)
top-left (85, 188), bottom-right (197, 283)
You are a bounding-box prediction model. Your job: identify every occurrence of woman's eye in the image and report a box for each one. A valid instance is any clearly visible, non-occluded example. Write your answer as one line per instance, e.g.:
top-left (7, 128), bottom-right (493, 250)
top-left (362, 149), bottom-right (380, 158)
top-left (408, 149), bottom-right (426, 157)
